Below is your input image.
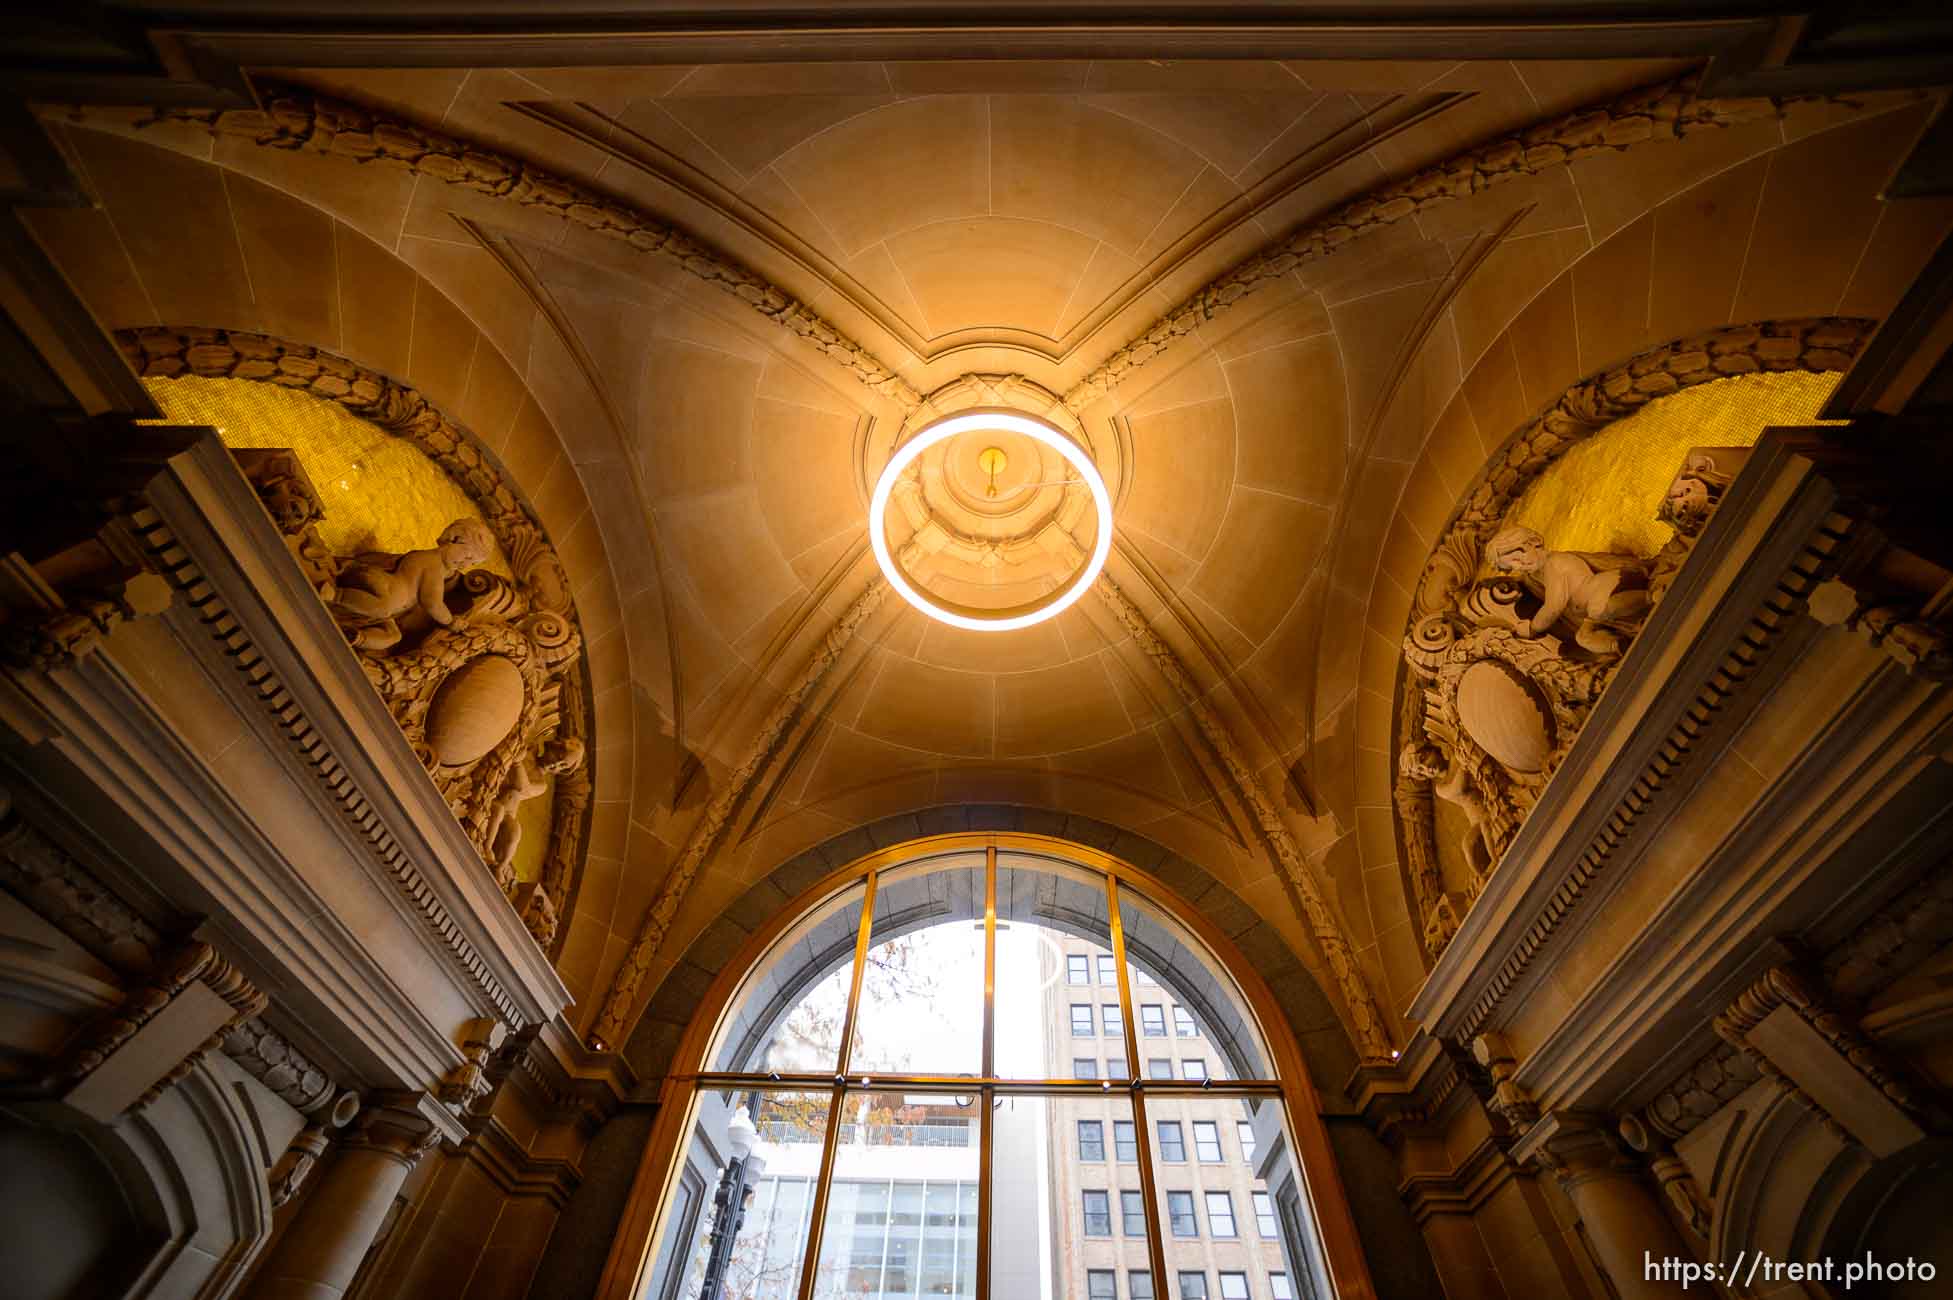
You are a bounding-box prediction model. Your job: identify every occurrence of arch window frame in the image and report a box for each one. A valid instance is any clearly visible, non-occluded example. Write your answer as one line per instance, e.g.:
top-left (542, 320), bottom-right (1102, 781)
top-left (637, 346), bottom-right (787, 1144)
top-left (596, 832), bottom-right (1374, 1300)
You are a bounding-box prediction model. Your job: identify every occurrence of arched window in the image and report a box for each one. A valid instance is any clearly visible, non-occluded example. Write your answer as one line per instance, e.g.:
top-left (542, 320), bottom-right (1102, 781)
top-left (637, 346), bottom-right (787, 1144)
top-left (612, 837), bottom-right (1350, 1300)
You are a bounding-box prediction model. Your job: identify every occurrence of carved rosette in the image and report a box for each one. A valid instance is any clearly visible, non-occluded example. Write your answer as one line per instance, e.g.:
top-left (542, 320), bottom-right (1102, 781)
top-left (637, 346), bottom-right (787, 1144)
top-left (125, 329), bottom-right (595, 956)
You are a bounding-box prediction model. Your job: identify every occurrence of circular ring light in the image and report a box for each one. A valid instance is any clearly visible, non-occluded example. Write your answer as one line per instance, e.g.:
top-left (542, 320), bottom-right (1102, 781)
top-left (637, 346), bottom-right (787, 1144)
top-left (869, 409), bottom-right (1113, 632)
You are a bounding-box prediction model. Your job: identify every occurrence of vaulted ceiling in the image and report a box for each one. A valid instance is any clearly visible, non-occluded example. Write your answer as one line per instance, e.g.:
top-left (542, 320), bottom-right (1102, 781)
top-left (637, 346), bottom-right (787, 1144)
top-left (27, 42), bottom-right (1949, 1067)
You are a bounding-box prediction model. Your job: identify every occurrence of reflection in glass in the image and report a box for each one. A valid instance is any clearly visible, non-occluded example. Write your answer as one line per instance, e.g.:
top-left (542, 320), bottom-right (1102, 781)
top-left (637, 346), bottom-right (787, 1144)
top-left (1120, 883), bottom-right (1272, 1082)
top-left (810, 1091), bottom-right (979, 1299)
top-left (709, 884), bottom-right (868, 1074)
top-left (639, 1089), bottom-right (829, 1300)
top-left (850, 857), bottom-right (986, 1075)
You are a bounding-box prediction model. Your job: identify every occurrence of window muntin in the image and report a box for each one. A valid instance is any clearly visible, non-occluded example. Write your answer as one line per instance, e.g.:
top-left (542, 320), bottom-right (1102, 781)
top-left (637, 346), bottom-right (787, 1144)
top-left (1254, 1191), bottom-right (1278, 1238)
top-left (1121, 1189), bottom-right (1146, 1236)
top-left (1156, 1121), bottom-right (1186, 1162)
top-left (1193, 1121), bottom-right (1223, 1162)
top-left (1218, 1273), bottom-right (1251, 1300)
top-left (1166, 1190), bottom-right (1198, 1237)
top-left (634, 844), bottom-right (1328, 1300)
top-left (1141, 1004), bottom-right (1167, 1036)
top-left (1083, 1190), bottom-right (1113, 1237)
top-left (1113, 1120), bottom-right (1137, 1162)
top-left (1078, 1119), bottom-right (1105, 1161)
top-left (1088, 1270), bottom-right (1118, 1300)
top-left (1178, 1270), bottom-right (1209, 1298)
top-left (1238, 1121), bottom-right (1257, 1165)
top-left (1204, 1191), bottom-right (1237, 1238)
top-left (1068, 955), bottom-right (1091, 984)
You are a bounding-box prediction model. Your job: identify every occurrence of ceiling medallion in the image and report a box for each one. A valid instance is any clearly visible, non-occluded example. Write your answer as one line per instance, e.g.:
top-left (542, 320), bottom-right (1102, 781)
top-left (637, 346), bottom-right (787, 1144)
top-left (870, 410), bottom-right (1113, 632)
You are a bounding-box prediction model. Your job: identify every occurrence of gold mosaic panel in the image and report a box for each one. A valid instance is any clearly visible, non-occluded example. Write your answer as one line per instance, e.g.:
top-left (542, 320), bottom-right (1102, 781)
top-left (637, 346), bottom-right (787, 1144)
top-left (1507, 370), bottom-right (1845, 557)
top-left (143, 375), bottom-right (507, 574)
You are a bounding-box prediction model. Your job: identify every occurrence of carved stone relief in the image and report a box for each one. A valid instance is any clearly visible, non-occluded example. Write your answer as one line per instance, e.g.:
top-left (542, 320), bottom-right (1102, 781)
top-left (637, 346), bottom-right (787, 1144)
top-left (1394, 323), bottom-right (1870, 960)
top-left (121, 328), bottom-right (594, 955)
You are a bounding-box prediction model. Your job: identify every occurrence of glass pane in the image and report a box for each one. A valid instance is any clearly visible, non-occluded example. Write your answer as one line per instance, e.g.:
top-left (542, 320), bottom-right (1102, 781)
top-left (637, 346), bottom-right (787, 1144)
top-left (991, 1092), bottom-right (1155, 1300)
top-left (809, 1090), bottom-right (979, 1299)
top-left (1120, 884), bottom-right (1271, 1082)
top-left (636, 1088), bottom-right (829, 1300)
top-left (709, 882), bottom-right (867, 1073)
top-left (994, 856), bottom-right (1125, 1079)
top-left (849, 855), bottom-right (986, 1076)
top-left (1150, 1092), bottom-right (1326, 1300)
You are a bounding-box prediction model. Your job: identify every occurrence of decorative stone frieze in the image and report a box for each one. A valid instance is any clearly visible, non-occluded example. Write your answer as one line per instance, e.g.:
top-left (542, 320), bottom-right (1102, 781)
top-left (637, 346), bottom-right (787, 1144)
top-left (1633, 1041), bottom-right (1761, 1142)
top-left (1096, 570), bottom-right (1395, 1063)
top-left (1823, 855), bottom-right (1953, 1003)
top-left (127, 330), bottom-right (596, 956)
top-left (146, 92), bottom-right (921, 408)
top-left (222, 1017), bottom-right (339, 1115)
top-left (1060, 74), bottom-right (1812, 413)
top-left (591, 576), bottom-right (892, 1048)
top-left (1395, 323), bottom-right (1870, 961)
top-left (0, 787), bottom-right (164, 974)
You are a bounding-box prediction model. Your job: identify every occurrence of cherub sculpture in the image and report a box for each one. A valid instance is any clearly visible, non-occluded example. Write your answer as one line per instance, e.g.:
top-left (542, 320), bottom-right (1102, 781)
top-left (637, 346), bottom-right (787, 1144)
top-left (484, 736), bottom-right (586, 885)
top-left (323, 518), bottom-right (495, 652)
top-left (1485, 526), bottom-right (1651, 657)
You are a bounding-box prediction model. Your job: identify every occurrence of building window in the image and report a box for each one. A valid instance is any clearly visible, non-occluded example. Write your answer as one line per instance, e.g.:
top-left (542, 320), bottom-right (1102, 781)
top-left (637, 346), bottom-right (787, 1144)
top-left (1269, 1273), bottom-right (1293, 1300)
top-left (1097, 954), bottom-right (1117, 985)
top-left (1157, 1121), bottom-right (1186, 1162)
top-left (1071, 1004), bottom-right (1095, 1036)
top-left (1102, 1004), bottom-right (1123, 1037)
top-left (1078, 1119), bottom-right (1105, 1161)
top-left (1147, 1057), bottom-right (1173, 1079)
top-left (1113, 1120), bottom-right (1137, 1162)
top-left (1088, 1270), bottom-right (1118, 1300)
top-left (1237, 1121), bottom-right (1256, 1164)
top-left (1121, 1189), bottom-right (1146, 1236)
top-left (1083, 1190), bottom-right (1112, 1236)
top-left (1204, 1191), bottom-right (1237, 1238)
top-left (1193, 1121), bottom-right (1223, 1162)
top-left (1107, 1057), bottom-right (1130, 1080)
top-left (1173, 1006), bottom-right (1198, 1036)
top-left (1074, 1057), bottom-right (1099, 1079)
top-left (1253, 1191), bottom-right (1277, 1239)
top-left (1218, 1273), bottom-right (1251, 1300)
top-left (1183, 1058), bottom-right (1207, 1081)
top-left (1068, 955), bottom-right (1091, 984)
top-left (1141, 1004), bottom-right (1167, 1036)
top-left (1166, 1191), bottom-right (1198, 1237)
top-left (1177, 1271), bottom-right (1208, 1298)
top-left (1131, 1270), bottom-right (1156, 1300)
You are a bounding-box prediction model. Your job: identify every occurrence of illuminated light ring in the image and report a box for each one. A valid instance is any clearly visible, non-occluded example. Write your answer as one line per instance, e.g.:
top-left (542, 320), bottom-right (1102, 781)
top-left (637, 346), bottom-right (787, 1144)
top-left (869, 410), bottom-right (1113, 633)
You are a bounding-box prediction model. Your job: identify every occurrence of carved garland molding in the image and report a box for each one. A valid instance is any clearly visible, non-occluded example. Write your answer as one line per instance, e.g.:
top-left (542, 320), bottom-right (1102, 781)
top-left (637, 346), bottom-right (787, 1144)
top-left (1057, 71), bottom-right (1810, 413)
top-left (1395, 319), bottom-right (1872, 960)
top-left (117, 326), bottom-right (594, 953)
top-left (591, 577), bottom-right (891, 1047)
top-left (149, 88), bottom-right (921, 409)
top-left (1094, 572), bottom-right (1394, 1064)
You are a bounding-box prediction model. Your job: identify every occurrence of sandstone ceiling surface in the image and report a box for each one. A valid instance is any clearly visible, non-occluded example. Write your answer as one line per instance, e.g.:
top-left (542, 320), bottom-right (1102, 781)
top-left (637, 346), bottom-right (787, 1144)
top-left (31, 50), bottom-right (1947, 1060)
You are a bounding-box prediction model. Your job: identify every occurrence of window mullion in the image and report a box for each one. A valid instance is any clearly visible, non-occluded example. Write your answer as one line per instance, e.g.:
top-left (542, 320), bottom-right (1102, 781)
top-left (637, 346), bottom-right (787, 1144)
top-left (982, 843), bottom-right (996, 1079)
top-left (834, 869), bottom-right (881, 1079)
top-left (976, 1081), bottom-right (994, 1300)
top-left (1107, 872), bottom-right (1169, 1300)
top-left (792, 1085), bottom-right (847, 1300)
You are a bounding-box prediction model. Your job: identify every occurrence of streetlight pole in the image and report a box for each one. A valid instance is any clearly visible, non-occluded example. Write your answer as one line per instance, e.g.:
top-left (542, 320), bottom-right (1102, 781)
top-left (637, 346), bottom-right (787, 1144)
top-left (699, 1103), bottom-right (763, 1300)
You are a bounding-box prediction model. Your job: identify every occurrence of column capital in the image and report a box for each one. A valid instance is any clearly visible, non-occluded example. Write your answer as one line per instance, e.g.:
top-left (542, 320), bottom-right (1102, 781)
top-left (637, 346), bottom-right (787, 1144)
top-left (1515, 1110), bottom-right (1639, 1189)
top-left (342, 1091), bottom-right (451, 1170)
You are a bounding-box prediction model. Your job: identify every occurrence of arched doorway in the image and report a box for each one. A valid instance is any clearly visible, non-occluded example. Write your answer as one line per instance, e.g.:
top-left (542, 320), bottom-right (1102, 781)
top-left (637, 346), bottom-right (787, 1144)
top-left (598, 835), bottom-right (1374, 1300)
